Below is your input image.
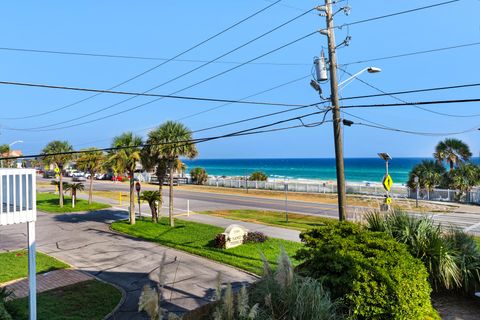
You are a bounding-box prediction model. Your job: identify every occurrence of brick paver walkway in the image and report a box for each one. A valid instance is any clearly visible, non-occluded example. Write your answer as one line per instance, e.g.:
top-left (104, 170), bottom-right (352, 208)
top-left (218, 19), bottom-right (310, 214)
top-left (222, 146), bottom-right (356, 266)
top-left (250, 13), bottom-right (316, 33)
top-left (2, 269), bottom-right (93, 299)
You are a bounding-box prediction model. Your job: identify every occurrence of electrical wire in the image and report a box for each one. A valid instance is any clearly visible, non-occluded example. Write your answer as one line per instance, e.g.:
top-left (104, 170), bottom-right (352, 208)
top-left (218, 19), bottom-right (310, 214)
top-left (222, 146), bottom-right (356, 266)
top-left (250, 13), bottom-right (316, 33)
top-left (6, 31), bottom-right (318, 132)
top-left (0, 80), bottom-right (309, 108)
top-left (337, 0), bottom-right (460, 29)
top-left (343, 110), bottom-right (479, 136)
top-left (339, 98), bottom-right (480, 109)
top-left (2, 0), bottom-right (283, 121)
top-left (0, 47), bottom-right (310, 66)
top-left (339, 68), bottom-right (480, 118)
top-left (341, 42), bottom-right (480, 66)
top-left (0, 110), bottom-right (331, 160)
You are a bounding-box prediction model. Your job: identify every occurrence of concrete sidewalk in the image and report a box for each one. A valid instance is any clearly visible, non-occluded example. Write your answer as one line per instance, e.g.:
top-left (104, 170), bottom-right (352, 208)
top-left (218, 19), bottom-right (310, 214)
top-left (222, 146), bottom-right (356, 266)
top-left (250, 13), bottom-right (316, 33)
top-left (2, 269), bottom-right (93, 300)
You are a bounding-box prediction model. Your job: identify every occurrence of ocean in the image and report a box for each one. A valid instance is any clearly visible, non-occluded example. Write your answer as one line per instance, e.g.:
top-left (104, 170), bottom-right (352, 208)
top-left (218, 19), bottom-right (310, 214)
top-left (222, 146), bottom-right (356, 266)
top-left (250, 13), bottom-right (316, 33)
top-left (182, 158), bottom-right (480, 185)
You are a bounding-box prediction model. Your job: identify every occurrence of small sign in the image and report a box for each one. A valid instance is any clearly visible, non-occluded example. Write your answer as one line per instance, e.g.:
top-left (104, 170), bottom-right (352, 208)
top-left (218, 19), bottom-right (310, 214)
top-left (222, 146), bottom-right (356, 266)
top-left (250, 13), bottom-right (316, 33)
top-left (385, 197), bottom-right (392, 205)
top-left (382, 174), bottom-right (393, 191)
top-left (54, 167), bottom-right (60, 173)
top-left (223, 224), bottom-right (248, 249)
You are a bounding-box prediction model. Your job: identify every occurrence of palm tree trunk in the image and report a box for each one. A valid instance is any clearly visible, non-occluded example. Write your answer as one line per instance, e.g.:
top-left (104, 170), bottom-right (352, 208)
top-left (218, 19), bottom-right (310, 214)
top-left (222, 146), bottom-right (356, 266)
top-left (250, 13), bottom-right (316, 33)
top-left (449, 160), bottom-right (454, 172)
top-left (169, 165), bottom-right (174, 227)
top-left (88, 175), bottom-right (94, 204)
top-left (157, 172), bottom-right (163, 221)
top-left (129, 174), bottom-right (135, 225)
top-left (59, 165), bottom-right (64, 207)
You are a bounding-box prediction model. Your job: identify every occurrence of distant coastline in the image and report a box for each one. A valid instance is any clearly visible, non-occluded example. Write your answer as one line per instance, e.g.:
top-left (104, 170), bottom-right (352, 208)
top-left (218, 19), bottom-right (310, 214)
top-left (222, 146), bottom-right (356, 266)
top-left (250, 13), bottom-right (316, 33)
top-left (183, 157), bottom-right (480, 185)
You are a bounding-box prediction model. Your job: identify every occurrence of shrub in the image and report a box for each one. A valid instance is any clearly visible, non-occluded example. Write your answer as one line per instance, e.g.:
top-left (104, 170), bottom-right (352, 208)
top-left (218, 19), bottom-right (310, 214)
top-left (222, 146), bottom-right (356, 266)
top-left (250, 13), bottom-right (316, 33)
top-left (214, 233), bottom-right (227, 249)
top-left (212, 250), bottom-right (340, 320)
top-left (243, 232), bottom-right (268, 244)
top-left (366, 209), bottom-right (480, 293)
top-left (0, 288), bottom-right (13, 320)
top-left (190, 167), bottom-right (208, 185)
top-left (249, 171), bottom-right (268, 182)
top-left (295, 221), bottom-right (436, 320)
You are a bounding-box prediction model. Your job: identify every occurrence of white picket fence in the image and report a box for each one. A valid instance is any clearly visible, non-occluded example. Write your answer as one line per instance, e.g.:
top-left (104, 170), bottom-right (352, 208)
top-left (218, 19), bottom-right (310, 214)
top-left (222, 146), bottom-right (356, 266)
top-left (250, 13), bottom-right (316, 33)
top-left (205, 178), bottom-right (480, 205)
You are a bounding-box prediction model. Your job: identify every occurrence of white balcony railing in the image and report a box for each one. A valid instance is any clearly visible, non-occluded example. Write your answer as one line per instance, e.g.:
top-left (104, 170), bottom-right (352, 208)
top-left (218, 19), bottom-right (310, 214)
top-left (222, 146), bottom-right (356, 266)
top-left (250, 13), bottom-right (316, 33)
top-left (0, 168), bottom-right (36, 226)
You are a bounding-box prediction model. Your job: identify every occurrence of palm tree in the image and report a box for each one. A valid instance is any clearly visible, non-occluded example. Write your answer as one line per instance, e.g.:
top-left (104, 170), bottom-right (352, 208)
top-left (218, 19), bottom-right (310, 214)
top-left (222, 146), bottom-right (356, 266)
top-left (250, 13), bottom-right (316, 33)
top-left (146, 121), bottom-right (197, 227)
top-left (76, 148), bottom-right (105, 204)
top-left (109, 132), bottom-right (142, 225)
top-left (64, 182), bottom-right (85, 207)
top-left (407, 160), bottom-right (446, 191)
top-left (42, 141), bottom-right (74, 207)
top-left (434, 138), bottom-right (472, 171)
top-left (190, 167), bottom-right (208, 185)
top-left (446, 164), bottom-right (480, 200)
top-left (0, 144), bottom-right (12, 168)
top-left (140, 191), bottom-right (161, 222)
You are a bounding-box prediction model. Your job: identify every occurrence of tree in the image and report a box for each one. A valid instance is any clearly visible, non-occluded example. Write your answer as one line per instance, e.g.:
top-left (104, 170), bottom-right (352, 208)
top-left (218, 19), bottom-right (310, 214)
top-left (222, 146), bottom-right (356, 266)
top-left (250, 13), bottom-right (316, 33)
top-left (0, 144), bottom-right (12, 168)
top-left (434, 138), bottom-right (472, 171)
top-left (140, 191), bottom-right (161, 222)
top-left (42, 141), bottom-right (74, 207)
top-left (150, 121), bottom-right (198, 227)
top-left (446, 164), bottom-right (480, 200)
top-left (76, 148), bottom-right (105, 204)
top-left (249, 171), bottom-right (268, 181)
top-left (109, 132), bottom-right (142, 225)
top-left (407, 160), bottom-right (446, 191)
top-left (190, 167), bottom-right (208, 185)
top-left (64, 182), bottom-right (85, 207)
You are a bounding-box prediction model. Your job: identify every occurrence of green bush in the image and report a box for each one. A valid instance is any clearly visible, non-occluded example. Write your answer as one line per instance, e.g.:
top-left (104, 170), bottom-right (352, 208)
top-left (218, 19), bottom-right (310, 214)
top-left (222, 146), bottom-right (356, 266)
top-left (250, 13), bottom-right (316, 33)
top-left (366, 209), bottom-right (480, 293)
top-left (0, 288), bottom-right (13, 320)
top-left (249, 171), bottom-right (268, 181)
top-left (295, 221), bottom-right (437, 320)
top-left (190, 167), bottom-right (208, 185)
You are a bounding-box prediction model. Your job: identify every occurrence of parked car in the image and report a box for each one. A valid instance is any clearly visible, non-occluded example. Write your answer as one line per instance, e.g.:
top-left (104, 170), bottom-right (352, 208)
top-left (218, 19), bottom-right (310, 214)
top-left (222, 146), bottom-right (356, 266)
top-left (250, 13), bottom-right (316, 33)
top-left (72, 176), bottom-right (87, 182)
top-left (43, 171), bottom-right (55, 179)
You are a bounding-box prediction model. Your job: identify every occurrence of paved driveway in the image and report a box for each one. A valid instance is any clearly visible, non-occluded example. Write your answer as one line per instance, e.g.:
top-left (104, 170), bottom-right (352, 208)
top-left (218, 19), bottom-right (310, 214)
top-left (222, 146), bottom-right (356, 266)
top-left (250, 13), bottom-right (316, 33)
top-left (0, 210), bottom-right (257, 319)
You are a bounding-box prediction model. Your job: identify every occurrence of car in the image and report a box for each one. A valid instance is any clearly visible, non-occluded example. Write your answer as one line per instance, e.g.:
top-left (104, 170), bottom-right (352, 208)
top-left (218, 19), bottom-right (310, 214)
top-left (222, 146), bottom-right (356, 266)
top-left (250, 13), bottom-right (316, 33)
top-left (43, 171), bottom-right (55, 178)
top-left (72, 176), bottom-right (87, 182)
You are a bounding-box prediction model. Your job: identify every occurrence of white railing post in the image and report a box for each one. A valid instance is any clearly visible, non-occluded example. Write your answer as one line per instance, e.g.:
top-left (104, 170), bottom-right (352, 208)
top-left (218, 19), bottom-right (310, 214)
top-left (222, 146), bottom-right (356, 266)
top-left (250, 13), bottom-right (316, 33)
top-left (28, 221), bottom-right (37, 320)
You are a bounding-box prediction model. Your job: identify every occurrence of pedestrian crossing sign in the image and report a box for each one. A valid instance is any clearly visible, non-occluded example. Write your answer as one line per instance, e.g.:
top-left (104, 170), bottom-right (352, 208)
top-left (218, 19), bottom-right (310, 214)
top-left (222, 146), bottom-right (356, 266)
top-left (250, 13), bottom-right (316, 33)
top-left (382, 174), bottom-right (393, 191)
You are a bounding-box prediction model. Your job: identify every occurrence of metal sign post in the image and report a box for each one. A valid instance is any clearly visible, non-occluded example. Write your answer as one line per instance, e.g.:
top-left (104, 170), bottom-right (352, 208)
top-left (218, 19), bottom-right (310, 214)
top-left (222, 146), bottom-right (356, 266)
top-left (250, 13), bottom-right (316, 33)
top-left (284, 181), bottom-right (289, 223)
top-left (414, 176), bottom-right (419, 208)
top-left (0, 169), bottom-right (37, 320)
top-left (135, 181), bottom-right (141, 219)
top-left (378, 153), bottom-right (393, 211)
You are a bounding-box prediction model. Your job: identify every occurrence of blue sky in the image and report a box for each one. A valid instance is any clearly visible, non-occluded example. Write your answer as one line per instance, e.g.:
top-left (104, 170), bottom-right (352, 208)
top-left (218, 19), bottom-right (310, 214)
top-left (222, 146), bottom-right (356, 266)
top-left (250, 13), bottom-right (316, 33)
top-left (0, 0), bottom-right (479, 159)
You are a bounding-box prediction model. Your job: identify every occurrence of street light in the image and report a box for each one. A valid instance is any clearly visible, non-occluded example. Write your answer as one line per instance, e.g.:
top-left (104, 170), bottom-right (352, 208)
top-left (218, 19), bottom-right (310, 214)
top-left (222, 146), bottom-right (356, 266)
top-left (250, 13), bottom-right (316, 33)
top-left (338, 67), bottom-right (382, 90)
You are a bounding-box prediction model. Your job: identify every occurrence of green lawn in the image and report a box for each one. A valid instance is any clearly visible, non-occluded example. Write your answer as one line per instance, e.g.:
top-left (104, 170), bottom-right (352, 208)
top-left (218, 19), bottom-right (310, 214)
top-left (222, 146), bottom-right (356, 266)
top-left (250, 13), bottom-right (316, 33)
top-left (0, 250), bottom-right (69, 283)
top-left (199, 209), bottom-right (334, 231)
top-left (111, 218), bottom-right (303, 274)
top-left (37, 192), bottom-right (110, 213)
top-left (6, 280), bottom-right (121, 320)
top-left (476, 237), bottom-right (480, 249)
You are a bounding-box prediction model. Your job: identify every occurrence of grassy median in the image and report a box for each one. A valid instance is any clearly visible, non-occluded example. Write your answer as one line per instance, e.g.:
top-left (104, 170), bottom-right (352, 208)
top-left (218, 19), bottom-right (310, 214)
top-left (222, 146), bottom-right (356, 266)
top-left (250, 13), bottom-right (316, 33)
top-left (37, 192), bottom-right (110, 213)
top-left (6, 280), bottom-right (121, 320)
top-left (111, 218), bottom-right (302, 275)
top-left (0, 250), bottom-right (69, 283)
top-left (199, 209), bottom-right (333, 231)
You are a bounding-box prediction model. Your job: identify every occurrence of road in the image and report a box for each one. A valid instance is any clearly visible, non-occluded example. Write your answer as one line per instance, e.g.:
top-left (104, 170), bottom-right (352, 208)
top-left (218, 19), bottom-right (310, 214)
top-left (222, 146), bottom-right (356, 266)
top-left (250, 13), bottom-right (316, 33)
top-left (39, 177), bottom-right (480, 236)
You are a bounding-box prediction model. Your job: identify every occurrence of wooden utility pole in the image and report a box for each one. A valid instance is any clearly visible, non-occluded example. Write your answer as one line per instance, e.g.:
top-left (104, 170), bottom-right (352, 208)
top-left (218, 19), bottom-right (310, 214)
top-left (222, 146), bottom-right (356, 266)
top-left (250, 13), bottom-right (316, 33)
top-left (323, 0), bottom-right (347, 221)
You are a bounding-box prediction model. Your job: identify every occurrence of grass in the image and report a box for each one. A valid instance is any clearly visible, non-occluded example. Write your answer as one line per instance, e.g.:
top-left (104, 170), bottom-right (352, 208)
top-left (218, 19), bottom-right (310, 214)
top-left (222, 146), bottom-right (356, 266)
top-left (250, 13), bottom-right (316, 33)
top-left (476, 237), bottom-right (480, 249)
top-left (177, 184), bottom-right (458, 213)
top-left (111, 218), bottom-right (303, 275)
top-left (0, 250), bottom-right (69, 283)
top-left (6, 280), bottom-right (122, 320)
top-left (199, 209), bottom-right (334, 231)
top-left (37, 192), bottom-right (110, 213)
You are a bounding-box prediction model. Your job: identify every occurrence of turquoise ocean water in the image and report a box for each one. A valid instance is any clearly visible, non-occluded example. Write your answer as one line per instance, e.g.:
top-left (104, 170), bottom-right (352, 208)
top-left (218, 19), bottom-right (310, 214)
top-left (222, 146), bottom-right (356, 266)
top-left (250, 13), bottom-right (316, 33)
top-left (183, 158), bottom-right (480, 185)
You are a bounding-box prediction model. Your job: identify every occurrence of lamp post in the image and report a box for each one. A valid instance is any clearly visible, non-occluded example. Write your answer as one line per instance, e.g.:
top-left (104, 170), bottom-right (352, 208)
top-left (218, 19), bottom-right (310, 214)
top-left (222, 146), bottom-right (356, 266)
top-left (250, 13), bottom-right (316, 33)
top-left (414, 176), bottom-right (419, 208)
top-left (338, 67), bottom-right (382, 90)
top-left (9, 140), bottom-right (24, 147)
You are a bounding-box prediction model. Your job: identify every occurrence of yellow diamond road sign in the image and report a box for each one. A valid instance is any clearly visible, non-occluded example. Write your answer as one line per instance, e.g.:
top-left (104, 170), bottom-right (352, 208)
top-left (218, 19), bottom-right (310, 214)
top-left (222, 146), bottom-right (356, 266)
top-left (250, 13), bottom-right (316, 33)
top-left (382, 174), bottom-right (393, 191)
top-left (54, 167), bottom-right (60, 173)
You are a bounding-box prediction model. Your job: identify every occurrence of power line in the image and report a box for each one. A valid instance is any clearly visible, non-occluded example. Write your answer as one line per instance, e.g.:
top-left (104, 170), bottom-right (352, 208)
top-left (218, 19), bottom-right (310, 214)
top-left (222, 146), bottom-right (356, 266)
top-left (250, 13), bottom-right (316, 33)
top-left (340, 98), bottom-right (480, 109)
top-left (343, 110), bottom-right (479, 136)
top-left (8, 9), bottom-right (315, 130)
top-left (2, 0), bottom-right (283, 121)
top-left (338, 0), bottom-right (460, 29)
top-left (341, 42), bottom-right (480, 66)
top-left (1, 110), bottom-right (330, 160)
top-left (0, 80), bottom-right (310, 108)
top-left (176, 74), bottom-right (311, 121)
top-left (339, 68), bottom-right (480, 118)
top-left (0, 46), bottom-right (310, 66)
top-left (6, 31), bottom-right (318, 132)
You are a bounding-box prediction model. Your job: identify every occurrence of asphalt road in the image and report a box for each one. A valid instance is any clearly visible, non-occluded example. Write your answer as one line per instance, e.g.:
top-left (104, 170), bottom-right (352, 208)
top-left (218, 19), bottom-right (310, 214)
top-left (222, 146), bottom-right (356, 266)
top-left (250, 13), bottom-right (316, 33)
top-left (39, 177), bottom-right (480, 235)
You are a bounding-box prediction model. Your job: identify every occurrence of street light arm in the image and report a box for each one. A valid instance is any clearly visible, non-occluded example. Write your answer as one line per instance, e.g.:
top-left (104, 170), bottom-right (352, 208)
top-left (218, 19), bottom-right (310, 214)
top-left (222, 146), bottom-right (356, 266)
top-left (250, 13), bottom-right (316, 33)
top-left (338, 67), bottom-right (370, 88)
